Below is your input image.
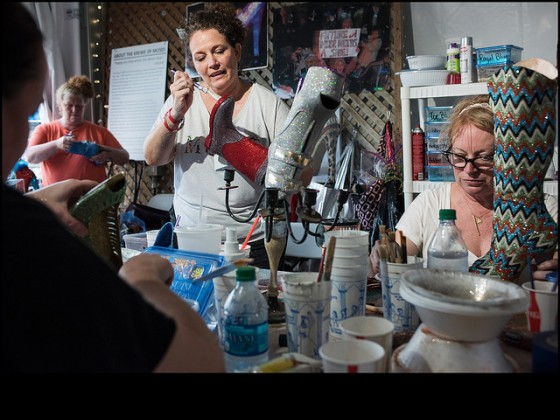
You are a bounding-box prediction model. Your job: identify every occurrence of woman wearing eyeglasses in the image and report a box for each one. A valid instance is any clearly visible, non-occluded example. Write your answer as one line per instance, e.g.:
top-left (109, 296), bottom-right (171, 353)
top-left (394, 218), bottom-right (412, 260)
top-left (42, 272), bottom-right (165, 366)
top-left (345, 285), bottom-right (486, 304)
top-left (26, 75), bottom-right (129, 186)
top-left (368, 94), bottom-right (557, 282)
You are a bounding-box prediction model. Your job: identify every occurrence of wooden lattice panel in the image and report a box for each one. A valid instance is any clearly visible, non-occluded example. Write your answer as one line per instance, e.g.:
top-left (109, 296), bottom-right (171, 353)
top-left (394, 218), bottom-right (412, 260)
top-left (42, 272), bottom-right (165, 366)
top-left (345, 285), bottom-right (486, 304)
top-left (101, 2), bottom-right (402, 210)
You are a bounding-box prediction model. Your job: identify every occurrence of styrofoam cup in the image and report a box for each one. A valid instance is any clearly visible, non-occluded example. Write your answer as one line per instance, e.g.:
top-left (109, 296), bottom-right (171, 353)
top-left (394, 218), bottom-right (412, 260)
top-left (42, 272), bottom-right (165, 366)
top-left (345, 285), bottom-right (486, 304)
top-left (175, 224), bottom-right (224, 254)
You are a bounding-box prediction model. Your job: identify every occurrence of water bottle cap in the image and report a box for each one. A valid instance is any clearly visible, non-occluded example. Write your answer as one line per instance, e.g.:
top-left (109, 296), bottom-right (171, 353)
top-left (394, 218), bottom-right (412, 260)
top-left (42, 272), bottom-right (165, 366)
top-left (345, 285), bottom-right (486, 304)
top-left (236, 265), bottom-right (256, 281)
top-left (439, 209), bottom-right (456, 220)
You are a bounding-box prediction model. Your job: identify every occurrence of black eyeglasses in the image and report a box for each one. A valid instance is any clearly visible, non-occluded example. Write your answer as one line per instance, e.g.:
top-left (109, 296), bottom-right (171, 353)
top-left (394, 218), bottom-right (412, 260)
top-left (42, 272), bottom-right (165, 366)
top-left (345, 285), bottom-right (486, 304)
top-left (443, 151), bottom-right (494, 170)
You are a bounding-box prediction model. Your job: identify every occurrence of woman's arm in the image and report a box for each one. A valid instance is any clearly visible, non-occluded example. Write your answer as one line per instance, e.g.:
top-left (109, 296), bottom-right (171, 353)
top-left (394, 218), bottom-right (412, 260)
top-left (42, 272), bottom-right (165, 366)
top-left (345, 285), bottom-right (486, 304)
top-left (144, 71), bottom-right (194, 166)
top-left (26, 135), bottom-right (68, 164)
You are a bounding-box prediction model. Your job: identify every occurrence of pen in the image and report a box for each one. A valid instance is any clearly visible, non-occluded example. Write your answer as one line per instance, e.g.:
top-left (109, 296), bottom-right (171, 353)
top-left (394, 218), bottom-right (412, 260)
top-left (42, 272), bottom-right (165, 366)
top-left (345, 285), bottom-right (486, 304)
top-left (171, 70), bottom-right (210, 94)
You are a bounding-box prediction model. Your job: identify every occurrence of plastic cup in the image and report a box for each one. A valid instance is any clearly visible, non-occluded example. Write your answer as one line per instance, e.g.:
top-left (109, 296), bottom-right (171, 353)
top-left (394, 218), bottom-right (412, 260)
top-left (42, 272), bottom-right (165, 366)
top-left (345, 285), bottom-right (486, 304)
top-left (319, 339), bottom-right (385, 373)
top-left (522, 281), bottom-right (558, 333)
top-left (340, 316), bottom-right (395, 372)
top-left (280, 272), bottom-right (332, 359)
top-left (146, 229), bottom-right (160, 247)
top-left (175, 224), bottom-right (224, 254)
top-left (379, 256), bottom-right (423, 332)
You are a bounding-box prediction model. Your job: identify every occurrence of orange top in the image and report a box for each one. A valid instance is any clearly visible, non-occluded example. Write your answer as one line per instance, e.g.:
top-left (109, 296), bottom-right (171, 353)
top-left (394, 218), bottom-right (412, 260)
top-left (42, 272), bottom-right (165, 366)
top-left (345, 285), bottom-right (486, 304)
top-left (28, 120), bottom-right (124, 186)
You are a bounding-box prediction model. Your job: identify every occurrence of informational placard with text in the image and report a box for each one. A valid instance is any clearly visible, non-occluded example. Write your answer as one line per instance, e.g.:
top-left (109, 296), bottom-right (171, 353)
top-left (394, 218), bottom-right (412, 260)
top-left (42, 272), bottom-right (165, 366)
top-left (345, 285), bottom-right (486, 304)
top-left (107, 41), bottom-right (168, 161)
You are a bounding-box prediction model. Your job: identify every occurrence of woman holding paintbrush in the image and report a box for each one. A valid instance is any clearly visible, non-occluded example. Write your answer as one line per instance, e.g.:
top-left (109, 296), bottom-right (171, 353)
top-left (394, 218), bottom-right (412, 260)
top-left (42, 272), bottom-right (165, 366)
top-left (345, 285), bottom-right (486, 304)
top-left (369, 95), bottom-right (557, 284)
top-left (144, 3), bottom-right (289, 268)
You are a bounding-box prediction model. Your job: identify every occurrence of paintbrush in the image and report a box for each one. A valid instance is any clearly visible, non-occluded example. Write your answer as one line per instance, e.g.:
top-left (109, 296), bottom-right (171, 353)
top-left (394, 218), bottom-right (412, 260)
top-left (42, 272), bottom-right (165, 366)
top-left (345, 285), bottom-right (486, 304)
top-left (322, 236), bottom-right (337, 282)
top-left (193, 258), bottom-right (254, 282)
top-left (171, 70), bottom-right (220, 99)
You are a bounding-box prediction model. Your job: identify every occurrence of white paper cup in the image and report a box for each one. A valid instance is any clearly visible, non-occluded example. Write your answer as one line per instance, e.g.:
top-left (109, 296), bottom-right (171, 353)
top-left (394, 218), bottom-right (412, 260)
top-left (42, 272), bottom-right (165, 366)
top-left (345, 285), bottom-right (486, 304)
top-left (175, 224), bottom-right (224, 254)
top-left (319, 339), bottom-right (385, 373)
top-left (522, 281), bottom-right (558, 333)
top-left (329, 273), bottom-right (367, 340)
top-left (324, 229), bottom-right (369, 247)
top-left (280, 272), bottom-right (332, 359)
top-left (340, 316), bottom-right (395, 372)
top-left (379, 256), bottom-right (423, 332)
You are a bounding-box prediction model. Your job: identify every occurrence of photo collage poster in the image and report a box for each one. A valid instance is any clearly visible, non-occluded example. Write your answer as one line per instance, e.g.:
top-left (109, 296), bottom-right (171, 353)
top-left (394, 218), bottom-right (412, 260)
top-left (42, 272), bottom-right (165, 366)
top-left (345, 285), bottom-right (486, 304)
top-left (272, 2), bottom-right (392, 98)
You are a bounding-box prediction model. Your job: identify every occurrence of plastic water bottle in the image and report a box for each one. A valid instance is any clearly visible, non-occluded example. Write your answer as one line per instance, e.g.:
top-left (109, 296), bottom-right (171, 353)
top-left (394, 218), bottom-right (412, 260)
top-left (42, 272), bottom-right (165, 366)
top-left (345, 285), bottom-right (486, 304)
top-left (223, 266), bottom-right (268, 372)
top-left (427, 209), bottom-right (468, 272)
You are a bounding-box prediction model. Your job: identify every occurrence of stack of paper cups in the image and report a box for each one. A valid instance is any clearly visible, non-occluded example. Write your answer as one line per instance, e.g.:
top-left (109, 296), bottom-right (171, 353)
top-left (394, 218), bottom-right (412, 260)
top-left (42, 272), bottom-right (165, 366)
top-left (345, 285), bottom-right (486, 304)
top-left (323, 230), bottom-right (369, 340)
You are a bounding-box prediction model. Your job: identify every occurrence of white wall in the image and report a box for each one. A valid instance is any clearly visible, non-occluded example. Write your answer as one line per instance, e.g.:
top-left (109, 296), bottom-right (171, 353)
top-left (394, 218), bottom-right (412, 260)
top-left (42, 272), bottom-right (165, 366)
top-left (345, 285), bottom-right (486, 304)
top-left (410, 2), bottom-right (558, 65)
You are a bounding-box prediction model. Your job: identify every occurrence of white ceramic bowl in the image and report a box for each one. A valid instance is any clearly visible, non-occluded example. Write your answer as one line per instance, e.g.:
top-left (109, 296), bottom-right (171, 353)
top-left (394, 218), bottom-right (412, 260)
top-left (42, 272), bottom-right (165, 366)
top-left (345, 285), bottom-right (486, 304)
top-left (406, 55), bottom-right (446, 70)
top-left (399, 269), bottom-right (529, 342)
top-left (397, 69), bottom-right (449, 87)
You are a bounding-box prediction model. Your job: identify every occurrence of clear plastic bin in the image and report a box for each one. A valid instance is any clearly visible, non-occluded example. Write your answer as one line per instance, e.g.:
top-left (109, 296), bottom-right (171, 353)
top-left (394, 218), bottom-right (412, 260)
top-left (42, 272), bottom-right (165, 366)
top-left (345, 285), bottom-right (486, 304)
top-left (123, 232), bottom-right (147, 251)
top-left (426, 137), bottom-right (449, 153)
top-left (426, 165), bottom-right (455, 182)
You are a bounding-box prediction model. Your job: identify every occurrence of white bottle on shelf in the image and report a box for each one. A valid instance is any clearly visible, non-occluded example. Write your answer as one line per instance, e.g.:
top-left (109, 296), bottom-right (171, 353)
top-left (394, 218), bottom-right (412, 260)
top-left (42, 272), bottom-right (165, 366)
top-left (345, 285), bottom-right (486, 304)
top-left (460, 36), bottom-right (473, 84)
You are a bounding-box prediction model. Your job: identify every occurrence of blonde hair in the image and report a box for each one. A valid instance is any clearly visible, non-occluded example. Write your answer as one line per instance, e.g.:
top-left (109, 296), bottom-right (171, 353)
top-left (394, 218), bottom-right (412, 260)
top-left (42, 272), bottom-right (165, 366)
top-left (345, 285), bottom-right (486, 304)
top-left (443, 94), bottom-right (494, 149)
top-left (56, 75), bottom-right (94, 106)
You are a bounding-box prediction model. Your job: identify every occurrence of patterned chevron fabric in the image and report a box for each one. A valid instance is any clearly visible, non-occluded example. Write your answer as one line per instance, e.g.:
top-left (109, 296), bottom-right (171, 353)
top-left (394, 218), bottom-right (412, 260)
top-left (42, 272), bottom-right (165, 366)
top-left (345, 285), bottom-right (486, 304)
top-left (470, 60), bottom-right (558, 283)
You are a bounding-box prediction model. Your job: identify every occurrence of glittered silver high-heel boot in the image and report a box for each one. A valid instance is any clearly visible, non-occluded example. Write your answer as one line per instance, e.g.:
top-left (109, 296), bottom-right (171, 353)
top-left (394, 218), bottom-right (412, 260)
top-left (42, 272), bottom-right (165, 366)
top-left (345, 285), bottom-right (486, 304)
top-left (265, 66), bottom-right (344, 196)
top-left (205, 95), bottom-right (269, 184)
top-left (470, 59), bottom-right (558, 283)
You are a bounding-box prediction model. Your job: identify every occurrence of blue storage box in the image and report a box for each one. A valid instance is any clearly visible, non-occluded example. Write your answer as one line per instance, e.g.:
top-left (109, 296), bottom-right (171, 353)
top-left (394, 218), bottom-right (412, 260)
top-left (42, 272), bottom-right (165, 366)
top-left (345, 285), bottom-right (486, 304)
top-left (425, 106), bottom-right (453, 123)
top-left (143, 246), bottom-right (226, 318)
top-left (424, 121), bottom-right (447, 138)
top-left (476, 45), bottom-right (523, 67)
top-left (426, 165), bottom-right (455, 182)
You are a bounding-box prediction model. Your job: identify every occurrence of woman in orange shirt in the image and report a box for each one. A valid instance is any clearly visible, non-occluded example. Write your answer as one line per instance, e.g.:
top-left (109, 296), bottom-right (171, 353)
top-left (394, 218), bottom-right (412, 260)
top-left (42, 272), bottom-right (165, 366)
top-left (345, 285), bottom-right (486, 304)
top-left (26, 75), bottom-right (129, 186)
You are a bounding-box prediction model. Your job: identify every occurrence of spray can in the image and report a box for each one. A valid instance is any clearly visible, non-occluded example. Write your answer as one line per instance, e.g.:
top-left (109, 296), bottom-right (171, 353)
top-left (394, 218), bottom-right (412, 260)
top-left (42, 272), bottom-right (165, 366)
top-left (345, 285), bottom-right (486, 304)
top-left (460, 37), bottom-right (473, 84)
top-left (412, 125), bottom-right (425, 181)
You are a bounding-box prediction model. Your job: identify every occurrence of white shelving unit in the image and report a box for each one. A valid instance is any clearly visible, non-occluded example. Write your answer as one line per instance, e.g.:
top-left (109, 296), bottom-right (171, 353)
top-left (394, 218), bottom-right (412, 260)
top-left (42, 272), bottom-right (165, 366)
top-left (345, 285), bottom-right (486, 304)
top-left (401, 82), bottom-right (558, 209)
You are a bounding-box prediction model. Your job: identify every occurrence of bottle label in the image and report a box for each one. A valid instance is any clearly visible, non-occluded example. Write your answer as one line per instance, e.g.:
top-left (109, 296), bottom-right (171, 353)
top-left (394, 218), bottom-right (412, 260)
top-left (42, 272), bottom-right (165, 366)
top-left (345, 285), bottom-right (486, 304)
top-left (224, 321), bottom-right (268, 357)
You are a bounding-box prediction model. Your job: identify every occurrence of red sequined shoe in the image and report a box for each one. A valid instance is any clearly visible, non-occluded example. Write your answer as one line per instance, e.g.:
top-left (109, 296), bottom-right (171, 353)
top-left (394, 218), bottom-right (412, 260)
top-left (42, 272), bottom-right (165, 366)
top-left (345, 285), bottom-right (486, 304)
top-left (205, 95), bottom-right (268, 184)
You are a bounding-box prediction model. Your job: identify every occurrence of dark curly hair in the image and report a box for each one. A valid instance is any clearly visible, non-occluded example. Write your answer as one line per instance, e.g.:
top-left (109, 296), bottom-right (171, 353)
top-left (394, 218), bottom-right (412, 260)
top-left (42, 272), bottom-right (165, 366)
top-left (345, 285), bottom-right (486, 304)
top-left (55, 75), bottom-right (94, 105)
top-left (182, 3), bottom-right (246, 56)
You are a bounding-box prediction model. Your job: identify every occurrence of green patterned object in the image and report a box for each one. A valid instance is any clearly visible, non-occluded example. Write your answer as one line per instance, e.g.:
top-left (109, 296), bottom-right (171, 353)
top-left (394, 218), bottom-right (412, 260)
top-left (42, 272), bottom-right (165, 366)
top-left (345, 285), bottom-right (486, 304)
top-left (70, 173), bottom-right (127, 271)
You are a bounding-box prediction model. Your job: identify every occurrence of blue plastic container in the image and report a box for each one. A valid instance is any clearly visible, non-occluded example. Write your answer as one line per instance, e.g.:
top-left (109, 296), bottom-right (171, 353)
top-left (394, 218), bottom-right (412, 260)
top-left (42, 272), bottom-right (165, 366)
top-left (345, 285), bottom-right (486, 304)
top-left (143, 246), bottom-right (225, 318)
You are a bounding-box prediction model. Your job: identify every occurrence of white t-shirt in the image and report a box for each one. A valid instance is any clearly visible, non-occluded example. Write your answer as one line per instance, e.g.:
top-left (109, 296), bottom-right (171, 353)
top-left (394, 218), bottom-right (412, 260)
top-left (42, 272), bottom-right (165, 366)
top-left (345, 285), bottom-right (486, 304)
top-left (150, 83), bottom-right (289, 242)
top-left (396, 183), bottom-right (558, 283)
